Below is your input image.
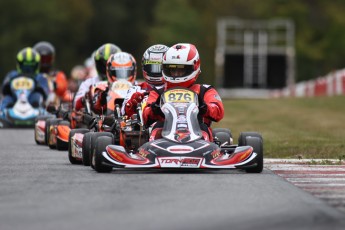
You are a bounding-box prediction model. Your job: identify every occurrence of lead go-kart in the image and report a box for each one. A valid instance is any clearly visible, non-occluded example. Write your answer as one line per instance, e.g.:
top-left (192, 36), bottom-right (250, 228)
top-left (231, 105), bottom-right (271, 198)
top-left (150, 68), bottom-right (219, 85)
top-left (92, 87), bottom-right (264, 173)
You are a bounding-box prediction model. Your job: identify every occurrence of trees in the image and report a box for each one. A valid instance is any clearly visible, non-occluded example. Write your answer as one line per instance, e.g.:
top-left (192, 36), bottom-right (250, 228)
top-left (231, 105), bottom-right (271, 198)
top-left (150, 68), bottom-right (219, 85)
top-left (1, 0), bottom-right (345, 84)
top-left (0, 0), bottom-right (93, 78)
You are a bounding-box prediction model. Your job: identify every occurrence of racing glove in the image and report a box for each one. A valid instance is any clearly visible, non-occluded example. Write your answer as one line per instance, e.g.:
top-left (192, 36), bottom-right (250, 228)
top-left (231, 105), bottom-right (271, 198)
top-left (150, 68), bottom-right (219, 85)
top-left (125, 92), bottom-right (144, 116)
top-left (198, 104), bottom-right (208, 116)
top-left (100, 87), bottom-right (109, 106)
top-left (151, 102), bottom-right (165, 118)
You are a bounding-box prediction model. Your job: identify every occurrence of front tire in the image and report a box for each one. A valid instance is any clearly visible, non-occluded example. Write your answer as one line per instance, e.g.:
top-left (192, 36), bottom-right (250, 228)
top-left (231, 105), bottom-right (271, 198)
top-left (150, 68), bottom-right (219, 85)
top-left (94, 136), bottom-right (113, 173)
top-left (88, 132), bottom-right (114, 168)
top-left (238, 132), bottom-right (263, 173)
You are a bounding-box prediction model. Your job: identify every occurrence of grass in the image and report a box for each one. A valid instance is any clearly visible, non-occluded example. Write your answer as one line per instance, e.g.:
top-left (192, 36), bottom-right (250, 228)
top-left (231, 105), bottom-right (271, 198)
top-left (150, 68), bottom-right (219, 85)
top-left (213, 96), bottom-right (345, 159)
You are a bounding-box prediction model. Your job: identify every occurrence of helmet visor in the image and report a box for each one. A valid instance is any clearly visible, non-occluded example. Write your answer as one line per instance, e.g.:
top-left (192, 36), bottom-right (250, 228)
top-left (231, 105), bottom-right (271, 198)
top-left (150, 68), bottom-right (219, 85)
top-left (40, 55), bottom-right (53, 65)
top-left (143, 63), bottom-right (162, 77)
top-left (20, 63), bottom-right (38, 74)
top-left (163, 64), bottom-right (194, 79)
top-left (109, 66), bottom-right (134, 80)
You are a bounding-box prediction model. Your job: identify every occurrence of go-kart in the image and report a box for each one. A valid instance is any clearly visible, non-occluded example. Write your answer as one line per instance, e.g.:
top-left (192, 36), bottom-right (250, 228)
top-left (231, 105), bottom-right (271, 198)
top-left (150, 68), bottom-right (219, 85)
top-left (0, 76), bottom-right (46, 128)
top-left (92, 87), bottom-right (264, 173)
top-left (68, 79), bottom-right (132, 165)
top-left (34, 102), bottom-right (73, 149)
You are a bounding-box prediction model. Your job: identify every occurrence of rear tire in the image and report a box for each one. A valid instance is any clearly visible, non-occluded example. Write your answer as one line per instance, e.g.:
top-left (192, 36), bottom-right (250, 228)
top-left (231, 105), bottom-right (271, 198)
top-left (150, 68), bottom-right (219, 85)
top-left (94, 136), bottom-right (113, 173)
top-left (56, 120), bottom-right (70, 151)
top-left (238, 132), bottom-right (263, 173)
top-left (68, 128), bottom-right (89, 164)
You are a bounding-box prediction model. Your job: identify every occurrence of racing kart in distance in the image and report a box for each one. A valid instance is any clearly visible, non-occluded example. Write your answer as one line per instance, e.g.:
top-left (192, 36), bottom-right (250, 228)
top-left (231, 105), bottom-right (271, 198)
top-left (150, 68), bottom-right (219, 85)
top-left (68, 79), bottom-right (133, 165)
top-left (0, 75), bottom-right (46, 128)
top-left (92, 87), bottom-right (264, 173)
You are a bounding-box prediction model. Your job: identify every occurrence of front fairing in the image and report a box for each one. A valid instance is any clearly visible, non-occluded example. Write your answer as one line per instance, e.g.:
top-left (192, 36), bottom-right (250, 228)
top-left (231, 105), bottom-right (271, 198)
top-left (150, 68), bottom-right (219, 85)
top-left (5, 75), bottom-right (40, 125)
top-left (160, 88), bottom-right (202, 143)
top-left (107, 80), bottom-right (133, 113)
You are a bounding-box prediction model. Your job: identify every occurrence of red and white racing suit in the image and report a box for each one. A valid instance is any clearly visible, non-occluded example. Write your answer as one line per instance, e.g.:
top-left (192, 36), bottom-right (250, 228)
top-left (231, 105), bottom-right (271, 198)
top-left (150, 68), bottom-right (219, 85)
top-left (143, 84), bottom-right (224, 140)
top-left (45, 70), bottom-right (72, 105)
top-left (121, 81), bottom-right (163, 117)
top-left (73, 75), bottom-right (100, 111)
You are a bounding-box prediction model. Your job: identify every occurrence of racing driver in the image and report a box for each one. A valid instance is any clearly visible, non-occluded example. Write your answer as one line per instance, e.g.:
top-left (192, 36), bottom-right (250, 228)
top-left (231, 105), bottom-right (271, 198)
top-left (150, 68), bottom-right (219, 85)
top-left (143, 43), bottom-right (224, 140)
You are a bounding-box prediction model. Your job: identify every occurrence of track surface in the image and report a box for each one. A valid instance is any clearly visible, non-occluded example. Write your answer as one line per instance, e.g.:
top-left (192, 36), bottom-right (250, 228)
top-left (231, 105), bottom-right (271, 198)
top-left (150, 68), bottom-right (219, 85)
top-left (0, 129), bottom-right (345, 230)
top-left (266, 160), bottom-right (345, 214)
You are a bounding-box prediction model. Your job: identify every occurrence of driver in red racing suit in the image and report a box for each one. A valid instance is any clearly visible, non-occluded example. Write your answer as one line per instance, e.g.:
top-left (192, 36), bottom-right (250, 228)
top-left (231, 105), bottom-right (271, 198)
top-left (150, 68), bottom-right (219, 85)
top-left (143, 43), bottom-right (224, 141)
top-left (92, 52), bottom-right (137, 114)
top-left (121, 44), bottom-right (169, 117)
top-left (33, 41), bottom-right (71, 104)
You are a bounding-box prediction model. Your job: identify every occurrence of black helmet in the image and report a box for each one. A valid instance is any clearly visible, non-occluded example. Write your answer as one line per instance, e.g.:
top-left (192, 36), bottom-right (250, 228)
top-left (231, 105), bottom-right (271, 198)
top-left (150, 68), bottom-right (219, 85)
top-left (16, 47), bottom-right (41, 75)
top-left (94, 43), bottom-right (121, 80)
top-left (142, 44), bottom-right (169, 86)
top-left (33, 41), bottom-right (55, 73)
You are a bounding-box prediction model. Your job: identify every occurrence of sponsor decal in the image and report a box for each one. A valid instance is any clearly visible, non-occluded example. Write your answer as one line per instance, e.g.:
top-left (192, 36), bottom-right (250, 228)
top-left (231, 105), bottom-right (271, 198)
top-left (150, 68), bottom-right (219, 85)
top-left (177, 115), bottom-right (187, 122)
top-left (138, 149), bottom-right (149, 158)
top-left (71, 134), bottom-right (82, 158)
top-left (72, 142), bottom-right (82, 158)
top-left (148, 53), bottom-right (163, 61)
top-left (214, 94), bottom-right (222, 101)
top-left (108, 148), bottom-right (124, 162)
top-left (211, 149), bottom-right (221, 159)
top-left (158, 157), bottom-right (202, 168)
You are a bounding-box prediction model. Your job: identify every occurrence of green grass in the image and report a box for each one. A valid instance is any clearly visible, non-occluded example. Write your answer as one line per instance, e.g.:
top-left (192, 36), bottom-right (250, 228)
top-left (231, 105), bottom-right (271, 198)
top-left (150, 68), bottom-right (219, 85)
top-left (213, 96), bottom-right (345, 159)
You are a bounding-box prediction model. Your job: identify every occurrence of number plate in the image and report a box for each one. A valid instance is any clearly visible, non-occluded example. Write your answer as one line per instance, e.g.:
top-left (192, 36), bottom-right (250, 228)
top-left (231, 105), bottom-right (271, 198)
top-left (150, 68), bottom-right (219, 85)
top-left (111, 80), bottom-right (132, 91)
top-left (11, 77), bottom-right (34, 90)
top-left (163, 89), bottom-right (195, 103)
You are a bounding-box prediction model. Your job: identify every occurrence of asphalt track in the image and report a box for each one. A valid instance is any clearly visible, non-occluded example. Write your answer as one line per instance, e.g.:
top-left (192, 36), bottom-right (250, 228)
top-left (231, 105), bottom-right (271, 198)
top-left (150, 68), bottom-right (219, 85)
top-left (0, 129), bottom-right (345, 230)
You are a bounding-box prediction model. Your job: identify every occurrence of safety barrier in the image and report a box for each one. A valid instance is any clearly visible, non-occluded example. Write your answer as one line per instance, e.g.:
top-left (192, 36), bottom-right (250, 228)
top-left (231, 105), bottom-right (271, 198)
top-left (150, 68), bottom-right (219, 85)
top-left (270, 69), bottom-right (345, 98)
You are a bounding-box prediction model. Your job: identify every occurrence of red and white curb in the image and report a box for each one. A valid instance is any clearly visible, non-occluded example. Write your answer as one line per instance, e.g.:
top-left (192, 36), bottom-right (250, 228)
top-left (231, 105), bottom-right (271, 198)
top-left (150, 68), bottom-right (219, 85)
top-left (265, 159), bottom-right (345, 213)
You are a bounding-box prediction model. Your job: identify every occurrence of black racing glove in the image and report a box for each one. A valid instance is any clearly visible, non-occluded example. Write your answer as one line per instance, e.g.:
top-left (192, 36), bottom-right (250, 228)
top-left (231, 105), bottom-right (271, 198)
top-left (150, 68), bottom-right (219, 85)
top-left (100, 88), bottom-right (109, 106)
top-left (151, 102), bottom-right (165, 118)
top-left (198, 104), bottom-right (208, 116)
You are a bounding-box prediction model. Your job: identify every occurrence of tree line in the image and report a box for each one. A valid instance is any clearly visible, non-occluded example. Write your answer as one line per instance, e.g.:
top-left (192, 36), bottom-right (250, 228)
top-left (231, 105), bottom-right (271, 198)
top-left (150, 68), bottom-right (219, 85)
top-left (1, 0), bottom-right (345, 85)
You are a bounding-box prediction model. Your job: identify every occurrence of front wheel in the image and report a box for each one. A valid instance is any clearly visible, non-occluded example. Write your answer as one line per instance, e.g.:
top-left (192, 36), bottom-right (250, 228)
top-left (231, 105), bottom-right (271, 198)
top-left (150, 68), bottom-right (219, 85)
top-left (94, 136), bottom-right (113, 173)
top-left (88, 132), bottom-right (114, 168)
top-left (238, 132), bottom-right (263, 173)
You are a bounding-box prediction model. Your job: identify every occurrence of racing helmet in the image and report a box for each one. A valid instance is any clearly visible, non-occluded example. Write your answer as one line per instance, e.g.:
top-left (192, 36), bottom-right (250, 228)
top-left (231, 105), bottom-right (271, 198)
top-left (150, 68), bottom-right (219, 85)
top-left (33, 41), bottom-right (55, 73)
top-left (162, 43), bottom-right (201, 88)
top-left (142, 44), bottom-right (169, 86)
top-left (94, 43), bottom-right (122, 81)
top-left (106, 52), bottom-right (136, 84)
top-left (16, 47), bottom-right (41, 75)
